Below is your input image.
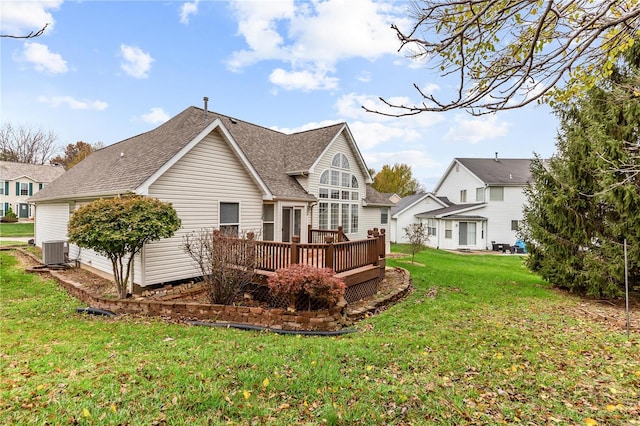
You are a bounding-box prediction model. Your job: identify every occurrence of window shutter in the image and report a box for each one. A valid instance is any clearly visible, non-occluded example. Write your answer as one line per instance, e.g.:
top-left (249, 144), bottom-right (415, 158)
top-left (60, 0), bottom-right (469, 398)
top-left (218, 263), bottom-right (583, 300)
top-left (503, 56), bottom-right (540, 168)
top-left (29, 183), bottom-right (33, 196)
top-left (39, 183), bottom-right (43, 190)
top-left (4, 181), bottom-right (8, 195)
top-left (3, 203), bottom-right (7, 215)
top-left (16, 182), bottom-right (20, 196)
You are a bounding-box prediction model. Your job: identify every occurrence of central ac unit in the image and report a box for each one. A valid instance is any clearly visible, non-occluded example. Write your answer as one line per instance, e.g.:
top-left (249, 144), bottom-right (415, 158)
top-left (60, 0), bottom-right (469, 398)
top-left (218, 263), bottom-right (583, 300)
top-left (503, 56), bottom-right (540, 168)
top-left (42, 240), bottom-right (68, 265)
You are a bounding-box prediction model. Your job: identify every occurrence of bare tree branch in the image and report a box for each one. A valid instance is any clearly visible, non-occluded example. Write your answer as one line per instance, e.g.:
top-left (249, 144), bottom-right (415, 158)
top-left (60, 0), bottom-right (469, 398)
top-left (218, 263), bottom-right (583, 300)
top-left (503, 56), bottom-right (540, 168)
top-left (0, 23), bottom-right (49, 39)
top-left (365, 0), bottom-right (640, 116)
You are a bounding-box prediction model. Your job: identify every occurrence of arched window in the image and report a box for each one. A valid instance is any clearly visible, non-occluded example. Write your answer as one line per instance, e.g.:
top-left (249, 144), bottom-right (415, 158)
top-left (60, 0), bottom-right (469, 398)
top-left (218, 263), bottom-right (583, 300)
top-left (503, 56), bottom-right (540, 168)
top-left (318, 153), bottom-right (359, 233)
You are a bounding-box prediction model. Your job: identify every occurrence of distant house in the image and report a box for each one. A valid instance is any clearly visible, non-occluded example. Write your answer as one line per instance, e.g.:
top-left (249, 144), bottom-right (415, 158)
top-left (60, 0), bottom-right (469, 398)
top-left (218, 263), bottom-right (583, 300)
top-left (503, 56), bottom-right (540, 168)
top-left (391, 157), bottom-right (535, 250)
top-left (0, 161), bottom-right (65, 219)
top-left (29, 105), bottom-right (393, 287)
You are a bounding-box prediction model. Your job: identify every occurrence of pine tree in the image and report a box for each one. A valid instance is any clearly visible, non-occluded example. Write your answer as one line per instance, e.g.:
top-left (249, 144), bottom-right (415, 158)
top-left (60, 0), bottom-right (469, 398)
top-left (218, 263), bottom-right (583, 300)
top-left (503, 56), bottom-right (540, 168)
top-left (521, 40), bottom-right (640, 298)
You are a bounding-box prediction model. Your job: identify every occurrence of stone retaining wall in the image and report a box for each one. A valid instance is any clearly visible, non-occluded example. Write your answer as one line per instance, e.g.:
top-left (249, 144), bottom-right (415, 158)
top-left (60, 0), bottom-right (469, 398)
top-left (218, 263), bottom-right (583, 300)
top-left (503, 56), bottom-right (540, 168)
top-left (41, 269), bottom-right (348, 331)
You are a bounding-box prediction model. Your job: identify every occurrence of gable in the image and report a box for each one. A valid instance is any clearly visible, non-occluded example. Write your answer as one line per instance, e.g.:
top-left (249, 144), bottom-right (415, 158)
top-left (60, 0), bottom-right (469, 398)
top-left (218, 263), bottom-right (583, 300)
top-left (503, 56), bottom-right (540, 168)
top-left (309, 126), bottom-right (372, 184)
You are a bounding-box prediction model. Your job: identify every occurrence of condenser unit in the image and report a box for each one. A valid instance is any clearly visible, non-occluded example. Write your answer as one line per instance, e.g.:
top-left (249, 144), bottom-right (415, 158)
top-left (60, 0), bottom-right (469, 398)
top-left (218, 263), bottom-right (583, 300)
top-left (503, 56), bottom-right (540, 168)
top-left (42, 240), bottom-right (68, 265)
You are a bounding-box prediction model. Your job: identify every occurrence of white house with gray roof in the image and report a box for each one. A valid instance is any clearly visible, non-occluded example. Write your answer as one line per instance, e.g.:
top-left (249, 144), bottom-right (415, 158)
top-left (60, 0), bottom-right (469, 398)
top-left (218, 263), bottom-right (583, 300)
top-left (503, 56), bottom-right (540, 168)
top-left (392, 157), bottom-right (534, 251)
top-left (29, 105), bottom-right (392, 288)
top-left (0, 161), bottom-right (65, 219)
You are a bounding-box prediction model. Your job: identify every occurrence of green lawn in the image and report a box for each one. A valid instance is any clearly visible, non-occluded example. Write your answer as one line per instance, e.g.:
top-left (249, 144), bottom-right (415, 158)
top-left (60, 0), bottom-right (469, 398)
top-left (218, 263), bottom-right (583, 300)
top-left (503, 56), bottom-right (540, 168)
top-left (1, 246), bottom-right (638, 425)
top-left (0, 222), bottom-right (34, 237)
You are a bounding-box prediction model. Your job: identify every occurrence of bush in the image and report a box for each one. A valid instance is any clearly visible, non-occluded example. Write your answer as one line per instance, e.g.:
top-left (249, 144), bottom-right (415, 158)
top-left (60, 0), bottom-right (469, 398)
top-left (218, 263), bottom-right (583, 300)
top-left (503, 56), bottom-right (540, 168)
top-left (267, 264), bottom-right (346, 309)
top-left (1, 207), bottom-right (18, 223)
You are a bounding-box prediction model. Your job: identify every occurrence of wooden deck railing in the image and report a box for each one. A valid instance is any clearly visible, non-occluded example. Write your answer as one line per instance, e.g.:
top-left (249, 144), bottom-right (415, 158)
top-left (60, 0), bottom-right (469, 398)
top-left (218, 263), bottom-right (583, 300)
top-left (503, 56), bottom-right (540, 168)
top-left (253, 228), bottom-right (386, 273)
top-left (308, 225), bottom-right (349, 243)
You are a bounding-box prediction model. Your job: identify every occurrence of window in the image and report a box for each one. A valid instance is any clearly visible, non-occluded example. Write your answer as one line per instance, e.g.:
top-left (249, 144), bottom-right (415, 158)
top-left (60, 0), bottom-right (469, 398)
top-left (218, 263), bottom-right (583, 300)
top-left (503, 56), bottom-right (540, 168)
top-left (460, 189), bottom-right (467, 203)
top-left (511, 220), bottom-right (519, 231)
top-left (20, 182), bottom-right (29, 196)
top-left (351, 203), bottom-right (358, 233)
top-left (476, 187), bottom-right (484, 202)
top-left (318, 152), bottom-right (359, 232)
top-left (427, 219), bottom-right (437, 236)
top-left (262, 204), bottom-right (275, 241)
top-left (445, 221), bottom-right (452, 239)
top-left (0, 181), bottom-right (4, 195)
top-left (489, 186), bottom-right (504, 201)
top-left (220, 202), bottom-right (239, 236)
top-left (380, 208), bottom-right (388, 225)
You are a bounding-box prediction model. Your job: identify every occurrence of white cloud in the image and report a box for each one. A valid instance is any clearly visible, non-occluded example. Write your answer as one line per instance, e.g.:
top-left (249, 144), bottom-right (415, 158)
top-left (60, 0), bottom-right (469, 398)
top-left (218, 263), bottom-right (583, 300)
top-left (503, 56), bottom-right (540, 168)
top-left (120, 44), bottom-right (153, 79)
top-left (179, 0), bottom-right (199, 24)
top-left (140, 107), bottom-right (170, 124)
top-left (0, 0), bottom-right (62, 35)
top-left (38, 95), bottom-right (108, 110)
top-left (443, 114), bottom-right (510, 144)
top-left (269, 68), bottom-right (338, 91)
top-left (226, 0), bottom-right (407, 91)
top-left (20, 42), bottom-right (68, 74)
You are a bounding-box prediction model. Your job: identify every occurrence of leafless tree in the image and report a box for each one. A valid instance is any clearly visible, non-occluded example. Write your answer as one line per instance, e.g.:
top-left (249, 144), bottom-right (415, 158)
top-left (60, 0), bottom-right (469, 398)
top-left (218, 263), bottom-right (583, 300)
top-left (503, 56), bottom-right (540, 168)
top-left (183, 229), bottom-right (258, 304)
top-left (0, 123), bottom-right (58, 164)
top-left (364, 1), bottom-right (640, 116)
top-left (1, 24), bottom-right (49, 39)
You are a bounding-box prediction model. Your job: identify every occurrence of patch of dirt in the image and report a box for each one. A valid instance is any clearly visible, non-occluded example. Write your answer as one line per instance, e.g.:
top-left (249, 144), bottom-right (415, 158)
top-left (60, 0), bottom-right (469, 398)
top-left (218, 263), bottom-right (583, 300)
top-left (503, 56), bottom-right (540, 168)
top-left (561, 294), bottom-right (640, 333)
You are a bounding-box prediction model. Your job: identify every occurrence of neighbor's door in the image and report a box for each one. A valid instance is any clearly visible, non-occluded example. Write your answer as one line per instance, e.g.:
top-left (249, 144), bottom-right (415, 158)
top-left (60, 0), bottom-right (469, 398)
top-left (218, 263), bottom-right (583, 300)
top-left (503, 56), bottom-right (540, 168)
top-left (458, 222), bottom-right (476, 246)
top-left (18, 203), bottom-right (29, 219)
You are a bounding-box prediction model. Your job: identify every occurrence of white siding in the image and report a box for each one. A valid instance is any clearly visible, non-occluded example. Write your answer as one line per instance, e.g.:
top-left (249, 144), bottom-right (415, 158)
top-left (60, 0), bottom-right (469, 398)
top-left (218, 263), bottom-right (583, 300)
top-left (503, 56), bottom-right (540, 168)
top-left (392, 197), bottom-right (444, 244)
top-left (145, 129), bottom-right (264, 286)
top-left (436, 164), bottom-right (484, 203)
top-left (360, 206), bottom-right (390, 253)
top-left (34, 203), bottom-right (69, 246)
top-left (308, 132), bottom-right (371, 240)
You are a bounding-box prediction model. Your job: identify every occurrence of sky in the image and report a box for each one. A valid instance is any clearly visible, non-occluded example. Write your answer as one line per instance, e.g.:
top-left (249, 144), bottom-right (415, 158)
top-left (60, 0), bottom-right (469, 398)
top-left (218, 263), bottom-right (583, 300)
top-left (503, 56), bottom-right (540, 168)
top-left (0, 0), bottom-right (559, 191)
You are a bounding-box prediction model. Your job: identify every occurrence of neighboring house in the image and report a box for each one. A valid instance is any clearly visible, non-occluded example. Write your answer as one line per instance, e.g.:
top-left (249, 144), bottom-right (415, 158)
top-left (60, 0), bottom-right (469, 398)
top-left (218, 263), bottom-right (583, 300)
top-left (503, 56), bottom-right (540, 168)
top-left (0, 161), bottom-right (65, 219)
top-left (392, 157), bottom-right (535, 250)
top-left (29, 105), bottom-right (393, 288)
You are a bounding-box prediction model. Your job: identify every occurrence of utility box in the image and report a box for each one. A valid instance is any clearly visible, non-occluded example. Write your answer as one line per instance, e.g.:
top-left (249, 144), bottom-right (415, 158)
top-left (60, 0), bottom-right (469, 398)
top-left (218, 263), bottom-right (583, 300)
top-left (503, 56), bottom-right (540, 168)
top-left (42, 240), bottom-right (68, 265)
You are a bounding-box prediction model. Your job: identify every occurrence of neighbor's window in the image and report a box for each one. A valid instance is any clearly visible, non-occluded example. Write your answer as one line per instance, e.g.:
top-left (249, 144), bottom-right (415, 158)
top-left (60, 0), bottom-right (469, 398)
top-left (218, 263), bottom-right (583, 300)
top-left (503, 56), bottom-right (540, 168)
top-left (476, 187), bottom-right (484, 202)
top-left (511, 220), bottom-right (519, 231)
top-left (220, 202), bottom-right (239, 236)
top-left (489, 186), bottom-right (504, 201)
top-left (427, 219), bottom-right (437, 236)
top-left (262, 204), bottom-right (275, 241)
top-left (20, 182), bottom-right (29, 196)
top-left (380, 208), bottom-right (388, 225)
top-left (460, 189), bottom-right (467, 203)
top-left (0, 181), bottom-right (4, 195)
top-left (445, 221), bottom-right (452, 239)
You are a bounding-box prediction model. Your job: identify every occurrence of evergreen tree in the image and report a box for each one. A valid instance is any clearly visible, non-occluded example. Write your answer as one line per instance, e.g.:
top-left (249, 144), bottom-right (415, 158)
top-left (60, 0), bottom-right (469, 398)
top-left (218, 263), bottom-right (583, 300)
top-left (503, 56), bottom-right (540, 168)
top-left (521, 40), bottom-right (640, 298)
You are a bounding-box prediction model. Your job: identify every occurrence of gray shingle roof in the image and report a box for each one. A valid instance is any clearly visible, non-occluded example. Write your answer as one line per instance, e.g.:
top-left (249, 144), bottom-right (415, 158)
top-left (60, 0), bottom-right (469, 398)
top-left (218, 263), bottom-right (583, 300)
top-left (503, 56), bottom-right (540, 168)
top-left (29, 106), bottom-right (354, 202)
top-left (456, 158), bottom-right (533, 185)
top-left (390, 192), bottom-right (447, 216)
top-left (364, 185), bottom-right (395, 207)
top-left (0, 161), bottom-right (65, 183)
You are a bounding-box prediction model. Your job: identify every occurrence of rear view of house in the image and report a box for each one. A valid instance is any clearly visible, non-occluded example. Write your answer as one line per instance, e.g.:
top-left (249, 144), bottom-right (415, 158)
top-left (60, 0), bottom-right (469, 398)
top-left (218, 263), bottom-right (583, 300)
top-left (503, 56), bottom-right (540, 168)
top-left (29, 104), bottom-right (392, 288)
top-left (0, 161), bottom-right (65, 220)
top-left (391, 156), bottom-right (535, 251)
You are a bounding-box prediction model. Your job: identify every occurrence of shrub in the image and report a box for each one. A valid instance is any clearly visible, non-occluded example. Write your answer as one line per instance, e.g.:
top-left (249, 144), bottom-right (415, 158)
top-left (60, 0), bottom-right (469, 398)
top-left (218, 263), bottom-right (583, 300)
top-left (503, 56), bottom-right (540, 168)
top-left (1, 207), bottom-right (18, 223)
top-left (267, 264), bottom-right (346, 309)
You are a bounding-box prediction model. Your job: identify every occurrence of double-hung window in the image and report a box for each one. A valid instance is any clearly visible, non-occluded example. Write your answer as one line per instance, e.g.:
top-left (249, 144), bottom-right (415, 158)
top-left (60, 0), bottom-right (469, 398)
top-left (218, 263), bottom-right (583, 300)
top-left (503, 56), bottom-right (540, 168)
top-left (220, 202), bottom-right (239, 236)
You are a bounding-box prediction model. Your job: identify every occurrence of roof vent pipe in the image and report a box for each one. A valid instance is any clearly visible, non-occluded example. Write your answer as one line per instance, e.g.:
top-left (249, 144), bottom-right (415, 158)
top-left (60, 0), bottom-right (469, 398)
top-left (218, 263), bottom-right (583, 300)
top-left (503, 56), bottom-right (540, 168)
top-left (203, 96), bottom-right (209, 115)
top-left (494, 152), bottom-right (498, 162)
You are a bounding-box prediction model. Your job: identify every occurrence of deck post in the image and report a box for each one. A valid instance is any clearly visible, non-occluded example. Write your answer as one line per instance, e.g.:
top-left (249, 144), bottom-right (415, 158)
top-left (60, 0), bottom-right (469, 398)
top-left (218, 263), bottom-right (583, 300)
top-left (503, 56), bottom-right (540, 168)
top-left (291, 236), bottom-right (299, 265)
top-left (337, 226), bottom-right (343, 242)
top-left (307, 224), bottom-right (312, 243)
top-left (325, 239), bottom-right (334, 269)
